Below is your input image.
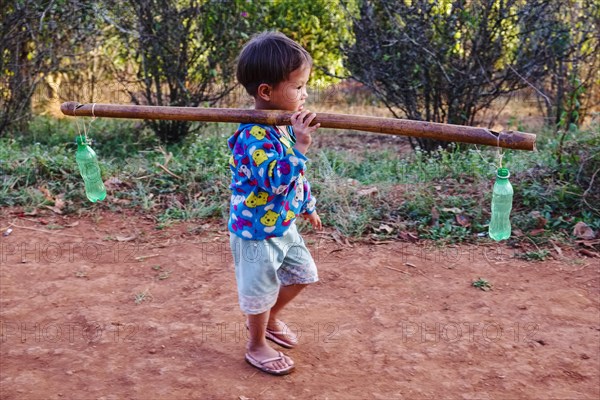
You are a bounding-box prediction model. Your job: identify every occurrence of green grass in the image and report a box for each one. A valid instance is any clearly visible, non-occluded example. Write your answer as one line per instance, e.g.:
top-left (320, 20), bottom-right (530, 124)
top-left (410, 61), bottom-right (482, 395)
top-left (472, 278), bottom-right (493, 291)
top-left (1, 115), bottom-right (598, 247)
top-left (517, 249), bottom-right (551, 261)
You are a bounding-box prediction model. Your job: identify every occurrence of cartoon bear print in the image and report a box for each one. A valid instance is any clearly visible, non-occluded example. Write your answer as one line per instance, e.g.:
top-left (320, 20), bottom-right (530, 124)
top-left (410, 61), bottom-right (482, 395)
top-left (245, 191), bottom-right (269, 208)
top-left (260, 210), bottom-right (279, 227)
top-left (291, 176), bottom-right (304, 208)
top-left (259, 204), bottom-right (280, 234)
top-left (282, 202), bottom-right (295, 226)
top-left (238, 164), bottom-right (251, 179)
top-left (249, 126), bottom-right (267, 140)
top-left (268, 160), bottom-right (276, 178)
top-left (251, 147), bottom-right (269, 166)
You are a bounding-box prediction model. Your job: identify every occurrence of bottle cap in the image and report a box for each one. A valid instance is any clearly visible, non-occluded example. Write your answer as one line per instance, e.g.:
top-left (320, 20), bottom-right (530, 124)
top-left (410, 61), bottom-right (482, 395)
top-left (76, 136), bottom-right (86, 145)
top-left (497, 168), bottom-right (510, 178)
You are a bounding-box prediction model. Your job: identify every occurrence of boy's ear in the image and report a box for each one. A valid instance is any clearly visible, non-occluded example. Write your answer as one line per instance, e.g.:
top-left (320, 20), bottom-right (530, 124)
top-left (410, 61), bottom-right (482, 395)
top-left (256, 83), bottom-right (272, 102)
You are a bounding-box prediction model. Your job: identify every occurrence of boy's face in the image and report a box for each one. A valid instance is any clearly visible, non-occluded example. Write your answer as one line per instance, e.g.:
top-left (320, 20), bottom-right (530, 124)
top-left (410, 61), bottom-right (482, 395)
top-left (266, 65), bottom-right (311, 112)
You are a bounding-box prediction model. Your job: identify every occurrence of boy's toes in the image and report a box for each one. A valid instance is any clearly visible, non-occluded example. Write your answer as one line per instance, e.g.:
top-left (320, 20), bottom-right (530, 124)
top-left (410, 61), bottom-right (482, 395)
top-left (264, 353), bottom-right (293, 370)
top-left (282, 354), bottom-right (294, 367)
top-left (245, 351), bottom-right (295, 376)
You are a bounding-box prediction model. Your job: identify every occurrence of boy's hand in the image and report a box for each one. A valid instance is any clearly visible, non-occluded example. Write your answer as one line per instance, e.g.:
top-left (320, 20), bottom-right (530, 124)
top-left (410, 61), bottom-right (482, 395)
top-left (292, 109), bottom-right (320, 154)
top-left (302, 211), bottom-right (322, 231)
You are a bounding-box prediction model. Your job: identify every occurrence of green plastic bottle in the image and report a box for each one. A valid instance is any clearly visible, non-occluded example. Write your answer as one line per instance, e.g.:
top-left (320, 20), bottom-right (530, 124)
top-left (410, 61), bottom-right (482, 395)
top-left (76, 136), bottom-right (106, 202)
top-left (489, 168), bottom-right (513, 241)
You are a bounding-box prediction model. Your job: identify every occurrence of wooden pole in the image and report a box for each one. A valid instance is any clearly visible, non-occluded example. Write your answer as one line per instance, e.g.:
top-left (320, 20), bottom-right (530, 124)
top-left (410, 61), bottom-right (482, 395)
top-left (60, 102), bottom-right (536, 151)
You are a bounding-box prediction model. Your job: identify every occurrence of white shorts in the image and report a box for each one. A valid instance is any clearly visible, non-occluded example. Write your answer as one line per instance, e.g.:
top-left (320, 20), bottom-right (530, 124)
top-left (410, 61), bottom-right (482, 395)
top-left (229, 223), bottom-right (318, 314)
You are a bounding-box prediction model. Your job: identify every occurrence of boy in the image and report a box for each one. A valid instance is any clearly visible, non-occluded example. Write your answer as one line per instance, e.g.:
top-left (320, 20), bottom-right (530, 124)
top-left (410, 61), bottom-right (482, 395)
top-left (228, 31), bottom-right (322, 375)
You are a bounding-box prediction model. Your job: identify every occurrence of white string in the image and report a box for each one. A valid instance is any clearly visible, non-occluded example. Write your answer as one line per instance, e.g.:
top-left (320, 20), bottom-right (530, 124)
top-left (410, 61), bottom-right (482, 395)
top-left (86, 103), bottom-right (97, 144)
top-left (73, 103), bottom-right (96, 145)
top-left (474, 129), bottom-right (504, 171)
top-left (82, 113), bottom-right (89, 144)
top-left (495, 131), bottom-right (503, 169)
top-left (73, 103), bottom-right (85, 144)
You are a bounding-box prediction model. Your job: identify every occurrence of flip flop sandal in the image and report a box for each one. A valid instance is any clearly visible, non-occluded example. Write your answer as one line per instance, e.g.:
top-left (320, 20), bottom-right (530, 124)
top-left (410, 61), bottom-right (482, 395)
top-left (265, 326), bottom-right (298, 349)
top-left (245, 321), bottom-right (298, 349)
top-left (245, 351), bottom-right (295, 376)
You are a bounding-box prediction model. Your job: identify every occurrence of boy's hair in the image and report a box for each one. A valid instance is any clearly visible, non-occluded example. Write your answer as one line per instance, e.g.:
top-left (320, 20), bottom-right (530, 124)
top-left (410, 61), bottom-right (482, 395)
top-left (237, 31), bottom-right (312, 97)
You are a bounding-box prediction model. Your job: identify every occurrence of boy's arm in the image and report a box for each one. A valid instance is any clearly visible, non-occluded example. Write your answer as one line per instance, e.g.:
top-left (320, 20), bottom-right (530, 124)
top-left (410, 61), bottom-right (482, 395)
top-left (302, 209), bottom-right (322, 230)
top-left (300, 178), bottom-right (316, 215)
top-left (237, 126), bottom-right (308, 194)
top-left (300, 180), bottom-right (322, 230)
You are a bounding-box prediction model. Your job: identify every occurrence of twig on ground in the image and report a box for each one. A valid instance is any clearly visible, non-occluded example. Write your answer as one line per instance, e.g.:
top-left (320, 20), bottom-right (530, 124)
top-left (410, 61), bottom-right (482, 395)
top-left (403, 262), bottom-right (430, 278)
top-left (259, 386), bottom-right (272, 395)
top-left (525, 235), bottom-right (542, 252)
top-left (135, 254), bottom-right (160, 261)
top-left (155, 145), bottom-right (182, 180)
top-left (155, 163), bottom-right (182, 180)
top-left (582, 168), bottom-right (599, 198)
top-left (9, 222), bottom-right (81, 238)
top-left (414, 268), bottom-right (430, 280)
top-left (384, 265), bottom-right (410, 275)
top-left (157, 146), bottom-right (172, 167)
top-left (156, 146), bottom-right (183, 180)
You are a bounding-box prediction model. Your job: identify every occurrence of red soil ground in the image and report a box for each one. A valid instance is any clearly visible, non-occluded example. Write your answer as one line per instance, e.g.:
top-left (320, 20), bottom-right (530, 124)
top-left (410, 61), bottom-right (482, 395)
top-left (1, 209), bottom-right (598, 399)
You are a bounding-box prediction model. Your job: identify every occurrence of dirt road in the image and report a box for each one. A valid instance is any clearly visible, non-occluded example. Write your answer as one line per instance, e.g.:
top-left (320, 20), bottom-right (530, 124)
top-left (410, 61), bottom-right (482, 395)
top-left (1, 210), bottom-right (598, 399)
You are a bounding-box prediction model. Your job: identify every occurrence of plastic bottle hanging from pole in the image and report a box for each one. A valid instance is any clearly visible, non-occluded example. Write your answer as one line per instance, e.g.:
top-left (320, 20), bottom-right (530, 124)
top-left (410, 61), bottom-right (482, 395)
top-left (76, 136), bottom-right (106, 202)
top-left (489, 168), bottom-right (513, 241)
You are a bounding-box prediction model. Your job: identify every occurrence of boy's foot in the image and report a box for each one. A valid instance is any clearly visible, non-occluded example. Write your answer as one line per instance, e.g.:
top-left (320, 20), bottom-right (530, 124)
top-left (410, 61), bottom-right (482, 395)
top-left (266, 319), bottom-right (299, 349)
top-left (245, 346), bottom-right (294, 376)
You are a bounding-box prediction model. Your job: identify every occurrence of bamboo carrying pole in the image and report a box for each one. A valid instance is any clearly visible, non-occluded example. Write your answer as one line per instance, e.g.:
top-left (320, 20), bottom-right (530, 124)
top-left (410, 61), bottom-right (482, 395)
top-left (60, 102), bottom-right (536, 151)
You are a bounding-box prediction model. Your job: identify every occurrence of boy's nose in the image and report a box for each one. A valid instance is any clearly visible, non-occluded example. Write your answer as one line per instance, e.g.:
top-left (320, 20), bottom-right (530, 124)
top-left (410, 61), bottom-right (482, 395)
top-left (301, 87), bottom-right (308, 100)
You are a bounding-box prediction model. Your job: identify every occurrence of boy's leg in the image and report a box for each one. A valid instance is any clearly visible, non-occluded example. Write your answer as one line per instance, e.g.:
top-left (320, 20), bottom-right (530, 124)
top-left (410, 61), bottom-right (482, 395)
top-left (247, 310), bottom-right (294, 370)
top-left (267, 284), bottom-right (307, 337)
top-left (230, 235), bottom-right (293, 370)
top-left (269, 224), bottom-right (318, 342)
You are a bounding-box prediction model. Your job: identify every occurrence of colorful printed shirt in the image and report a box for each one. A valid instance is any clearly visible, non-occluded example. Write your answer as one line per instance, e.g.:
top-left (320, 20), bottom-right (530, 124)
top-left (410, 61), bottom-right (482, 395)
top-left (227, 123), bottom-right (316, 240)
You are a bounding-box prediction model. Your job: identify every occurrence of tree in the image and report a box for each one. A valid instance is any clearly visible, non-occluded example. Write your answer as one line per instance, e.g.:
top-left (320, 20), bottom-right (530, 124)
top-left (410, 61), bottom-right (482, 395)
top-left (101, 0), bottom-right (252, 143)
top-left (343, 0), bottom-right (573, 151)
top-left (256, 0), bottom-right (353, 87)
top-left (540, 0), bottom-right (599, 131)
top-left (0, 0), bottom-right (99, 136)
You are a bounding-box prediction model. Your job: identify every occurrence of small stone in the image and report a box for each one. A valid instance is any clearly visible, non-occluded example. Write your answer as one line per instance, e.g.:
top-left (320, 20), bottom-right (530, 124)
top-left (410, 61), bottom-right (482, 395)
top-left (66, 370), bottom-right (74, 375)
top-left (581, 353), bottom-right (590, 360)
top-left (148, 349), bottom-right (156, 354)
